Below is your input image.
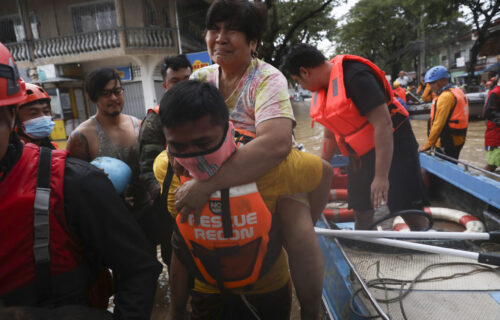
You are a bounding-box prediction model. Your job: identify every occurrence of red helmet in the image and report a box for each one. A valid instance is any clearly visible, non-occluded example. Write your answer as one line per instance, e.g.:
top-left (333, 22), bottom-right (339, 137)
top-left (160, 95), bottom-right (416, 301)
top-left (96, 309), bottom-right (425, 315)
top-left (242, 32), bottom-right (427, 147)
top-left (0, 42), bottom-right (26, 107)
top-left (17, 83), bottom-right (51, 108)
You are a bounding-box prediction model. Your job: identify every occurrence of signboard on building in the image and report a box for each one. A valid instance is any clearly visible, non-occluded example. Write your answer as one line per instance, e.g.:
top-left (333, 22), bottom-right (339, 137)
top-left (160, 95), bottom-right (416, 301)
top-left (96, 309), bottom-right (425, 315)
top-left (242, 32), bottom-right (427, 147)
top-left (186, 51), bottom-right (212, 71)
top-left (457, 57), bottom-right (465, 67)
top-left (59, 64), bottom-right (83, 78)
top-left (114, 66), bottom-right (132, 81)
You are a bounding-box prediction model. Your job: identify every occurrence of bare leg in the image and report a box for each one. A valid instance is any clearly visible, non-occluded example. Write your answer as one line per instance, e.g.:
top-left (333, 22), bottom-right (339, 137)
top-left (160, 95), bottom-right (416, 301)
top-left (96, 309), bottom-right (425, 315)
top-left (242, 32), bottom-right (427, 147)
top-left (278, 159), bottom-right (331, 318)
top-left (166, 252), bottom-right (190, 320)
top-left (277, 198), bottom-right (324, 320)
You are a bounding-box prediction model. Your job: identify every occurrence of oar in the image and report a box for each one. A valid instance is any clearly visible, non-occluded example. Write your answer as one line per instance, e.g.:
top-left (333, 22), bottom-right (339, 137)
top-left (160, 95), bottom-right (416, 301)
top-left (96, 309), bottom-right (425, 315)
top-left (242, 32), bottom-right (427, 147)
top-left (315, 228), bottom-right (500, 266)
top-left (314, 227), bottom-right (500, 242)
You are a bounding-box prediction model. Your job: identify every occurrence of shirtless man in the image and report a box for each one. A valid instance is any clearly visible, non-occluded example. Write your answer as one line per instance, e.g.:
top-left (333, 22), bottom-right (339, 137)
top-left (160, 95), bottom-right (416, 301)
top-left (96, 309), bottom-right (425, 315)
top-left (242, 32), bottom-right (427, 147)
top-left (67, 68), bottom-right (141, 165)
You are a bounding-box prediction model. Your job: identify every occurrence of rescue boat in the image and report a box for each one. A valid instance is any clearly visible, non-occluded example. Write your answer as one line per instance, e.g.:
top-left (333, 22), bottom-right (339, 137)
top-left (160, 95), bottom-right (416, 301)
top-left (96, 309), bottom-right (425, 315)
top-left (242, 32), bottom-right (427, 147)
top-left (317, 151), bottom-right (500, 320)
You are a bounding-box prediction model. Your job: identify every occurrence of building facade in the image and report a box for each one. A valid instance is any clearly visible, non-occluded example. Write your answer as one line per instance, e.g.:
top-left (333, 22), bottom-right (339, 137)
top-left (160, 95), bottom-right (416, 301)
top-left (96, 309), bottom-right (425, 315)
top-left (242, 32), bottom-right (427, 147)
top-left (1, 0), bottom-right (208, 138)
top-left (429, 18), bottom-right (500, 87)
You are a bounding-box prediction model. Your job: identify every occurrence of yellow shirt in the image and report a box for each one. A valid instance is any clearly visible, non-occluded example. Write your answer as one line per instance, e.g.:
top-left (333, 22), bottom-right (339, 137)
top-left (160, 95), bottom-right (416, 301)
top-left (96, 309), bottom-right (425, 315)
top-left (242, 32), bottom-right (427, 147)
top-left (153, 149), bottom-right (323, 294)
top-left (424, 91), bottom-right (466, 150)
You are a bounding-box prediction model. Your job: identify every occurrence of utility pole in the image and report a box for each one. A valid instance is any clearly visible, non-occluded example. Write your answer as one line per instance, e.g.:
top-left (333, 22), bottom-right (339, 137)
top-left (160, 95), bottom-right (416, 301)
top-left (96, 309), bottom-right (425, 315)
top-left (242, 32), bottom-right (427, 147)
top-left (418, 8), bottom-right (426, 78)
top-left (174, 0), bottom-right (182, 54)
top-left (16, 0), bottom-right (34, 63)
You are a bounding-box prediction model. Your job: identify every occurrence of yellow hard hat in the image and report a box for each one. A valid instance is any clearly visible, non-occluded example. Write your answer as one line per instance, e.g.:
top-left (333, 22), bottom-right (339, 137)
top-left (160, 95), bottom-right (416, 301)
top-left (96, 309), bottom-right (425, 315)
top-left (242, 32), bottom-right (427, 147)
top-left (393, 81), bottom-right (400, 88)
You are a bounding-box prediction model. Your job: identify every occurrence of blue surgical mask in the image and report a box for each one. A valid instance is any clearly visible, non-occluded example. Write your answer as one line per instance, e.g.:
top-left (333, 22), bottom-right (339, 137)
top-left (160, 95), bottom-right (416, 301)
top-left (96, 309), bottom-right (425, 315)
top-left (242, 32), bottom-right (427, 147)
top-left (22, 115), bottom-right (55, 139)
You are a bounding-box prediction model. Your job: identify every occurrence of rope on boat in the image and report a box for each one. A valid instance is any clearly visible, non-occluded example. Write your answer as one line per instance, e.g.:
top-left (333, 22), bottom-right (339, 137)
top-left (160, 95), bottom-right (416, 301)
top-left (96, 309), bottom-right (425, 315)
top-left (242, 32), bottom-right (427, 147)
top-left (349, 262), bottom-right (499, 320)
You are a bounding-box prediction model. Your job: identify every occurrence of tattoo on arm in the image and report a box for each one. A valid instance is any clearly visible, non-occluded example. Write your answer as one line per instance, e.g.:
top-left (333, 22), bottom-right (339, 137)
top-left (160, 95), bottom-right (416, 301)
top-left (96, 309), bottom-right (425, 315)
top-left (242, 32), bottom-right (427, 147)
top-left (67, 131), bottom-right (91, 162)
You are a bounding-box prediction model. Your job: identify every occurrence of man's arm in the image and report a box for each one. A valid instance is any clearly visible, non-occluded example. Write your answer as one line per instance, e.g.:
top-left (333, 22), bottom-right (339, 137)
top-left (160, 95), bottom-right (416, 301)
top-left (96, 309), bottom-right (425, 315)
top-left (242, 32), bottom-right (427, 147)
top-left (137, 113), bottom-right (166, 200)
top-left (483, 91), bottom-right (500, 125)
top-left (175, 118), bottom-right (293, 224)
top-left (420, 93), bottom-right (455, 151)
top-left (321, 127), bottom-right (337, 161)
top-left (65, 159), bottom-right (161, 319)
top-left (166, 252), bottom-right (190, 320)
top-left (365, 103), bottom-right (393, 209)
top-left (66, 130), bottom-right (92, 162)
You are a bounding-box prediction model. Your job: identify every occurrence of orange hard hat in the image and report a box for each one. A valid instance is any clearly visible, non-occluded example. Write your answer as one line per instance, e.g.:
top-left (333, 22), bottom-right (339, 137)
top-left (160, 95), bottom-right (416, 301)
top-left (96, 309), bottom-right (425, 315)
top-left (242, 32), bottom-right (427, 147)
top-left (0, 42), bottom-right (26, 107)
top-left (18, 83), bottom-right (51, 108)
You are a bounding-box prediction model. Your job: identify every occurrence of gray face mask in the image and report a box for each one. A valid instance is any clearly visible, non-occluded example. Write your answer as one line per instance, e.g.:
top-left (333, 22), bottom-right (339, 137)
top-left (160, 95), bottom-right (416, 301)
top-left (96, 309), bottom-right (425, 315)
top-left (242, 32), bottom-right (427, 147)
top-left (22, 115), bottom-right (55, 139)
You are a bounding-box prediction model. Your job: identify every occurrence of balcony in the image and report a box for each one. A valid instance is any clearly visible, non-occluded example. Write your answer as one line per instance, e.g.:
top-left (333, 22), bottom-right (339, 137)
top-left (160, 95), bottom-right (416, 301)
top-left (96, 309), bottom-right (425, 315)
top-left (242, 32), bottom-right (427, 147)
top-left (6, 27), bottom-right (176, 63)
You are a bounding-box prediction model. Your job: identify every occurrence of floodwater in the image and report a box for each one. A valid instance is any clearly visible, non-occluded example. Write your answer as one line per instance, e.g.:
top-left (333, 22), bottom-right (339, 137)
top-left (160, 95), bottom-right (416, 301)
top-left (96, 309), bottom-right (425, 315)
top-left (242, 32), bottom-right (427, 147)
top-left (292, 101), bottom-right (489, 169)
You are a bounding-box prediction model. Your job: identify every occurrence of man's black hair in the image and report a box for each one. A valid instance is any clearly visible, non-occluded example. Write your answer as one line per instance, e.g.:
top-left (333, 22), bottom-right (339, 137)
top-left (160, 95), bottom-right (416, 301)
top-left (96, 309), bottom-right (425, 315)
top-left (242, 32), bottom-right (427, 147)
top-left (281, 43), bottom-right (326, 76)
top-left (159, 80), bottom-right (229, 129)
top-left (85, 68), bottom-right (121, 102)
top-left (206, 0), bottom-right (267, 44)
top-left (160, 54), bottom-right (192, 80)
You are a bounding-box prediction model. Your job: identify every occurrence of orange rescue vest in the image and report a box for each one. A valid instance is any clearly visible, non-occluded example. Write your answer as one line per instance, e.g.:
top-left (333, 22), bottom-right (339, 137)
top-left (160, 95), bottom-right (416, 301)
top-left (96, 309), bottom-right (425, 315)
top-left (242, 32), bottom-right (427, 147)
top-left (310, 54), bottom-right (409, 157)
top-left (430, 87), bottom-right (469, 136)
top-left (176, 180), bottom-right (273, 289)
top-left (175, 128), bottom-right (277, 289)
top-left (394, 87), bottom-right (407, 103)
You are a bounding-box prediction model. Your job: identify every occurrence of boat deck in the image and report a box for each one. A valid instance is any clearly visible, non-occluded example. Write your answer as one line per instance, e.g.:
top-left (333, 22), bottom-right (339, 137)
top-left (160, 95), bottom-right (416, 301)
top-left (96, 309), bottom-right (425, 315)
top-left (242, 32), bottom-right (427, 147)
top-left (318, 218), bottom-right (500, 320)
top-left (345, 244), bottom-right (500, 320)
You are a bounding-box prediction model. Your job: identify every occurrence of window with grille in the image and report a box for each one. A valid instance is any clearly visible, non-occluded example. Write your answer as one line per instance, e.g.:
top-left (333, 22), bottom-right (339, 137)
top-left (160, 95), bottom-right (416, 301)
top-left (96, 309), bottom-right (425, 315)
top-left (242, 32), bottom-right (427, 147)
top-left (0, 12), bottom-right (38, 43)
top-left (71, 2), bottom-right (117, 34)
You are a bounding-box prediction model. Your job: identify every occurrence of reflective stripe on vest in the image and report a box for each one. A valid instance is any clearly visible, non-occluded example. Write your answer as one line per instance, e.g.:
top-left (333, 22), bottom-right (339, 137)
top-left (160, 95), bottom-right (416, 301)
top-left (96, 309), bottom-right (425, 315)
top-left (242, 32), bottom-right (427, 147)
top-left (33, 146), bottom-right (52, 301)
top-left (0, 144), bottom-right (83, 302)
top-left (176, 180), bottom-right (272, 289)
top-left (310, 54), bottom-right (409, 157)
top-left (430, 87), bottom-right (469, 136)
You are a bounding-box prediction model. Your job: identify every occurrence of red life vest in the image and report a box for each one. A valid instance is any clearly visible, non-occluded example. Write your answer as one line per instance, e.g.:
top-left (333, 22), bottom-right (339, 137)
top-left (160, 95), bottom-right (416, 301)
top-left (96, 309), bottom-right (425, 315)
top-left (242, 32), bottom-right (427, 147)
top-left (310, 54), bottom-right (409, 157)
top-left (430, 87), bottom-right (469, 137)
top-left (484, 86), bottom-right (500, 147)
top-left (0, 144), bottom-right (84, 303)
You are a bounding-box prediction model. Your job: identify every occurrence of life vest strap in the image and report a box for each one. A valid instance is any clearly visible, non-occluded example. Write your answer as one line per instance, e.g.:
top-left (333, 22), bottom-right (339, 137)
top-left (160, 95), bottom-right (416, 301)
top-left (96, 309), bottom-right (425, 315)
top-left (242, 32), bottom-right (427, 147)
top-left (221, 188), bottom-right (233, 238)
top-left (34, 146), bottom-right (52, 303)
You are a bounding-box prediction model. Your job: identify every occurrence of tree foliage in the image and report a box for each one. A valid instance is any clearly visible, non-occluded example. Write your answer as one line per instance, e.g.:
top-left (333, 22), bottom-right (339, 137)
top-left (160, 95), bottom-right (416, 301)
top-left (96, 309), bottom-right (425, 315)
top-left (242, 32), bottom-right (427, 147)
top-left (256, 0), bottom-right (340, 67)
top-left (458, 0), bottom-right (500, 87)
top-left (335, 0), bottom-right (466, 80)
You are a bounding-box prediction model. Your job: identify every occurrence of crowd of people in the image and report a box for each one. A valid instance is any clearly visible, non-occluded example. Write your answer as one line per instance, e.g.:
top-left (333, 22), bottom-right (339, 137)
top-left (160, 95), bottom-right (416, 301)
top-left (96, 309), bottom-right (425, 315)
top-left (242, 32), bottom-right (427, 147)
top-left (1, 0), bottom-right (499, 319)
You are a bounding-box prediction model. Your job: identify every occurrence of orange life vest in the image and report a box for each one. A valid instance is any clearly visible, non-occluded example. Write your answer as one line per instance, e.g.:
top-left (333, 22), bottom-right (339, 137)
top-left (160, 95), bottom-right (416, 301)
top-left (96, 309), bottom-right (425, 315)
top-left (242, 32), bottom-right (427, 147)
top-left (174, 128), bottom-right (278, 289)
top-left (430, 87), bottom-right (469, 136)
top-left (394, 87), bottom-right (407, 103)
top-left (176, 179), bottom-right (274, 289)
top-left (148, 104), bottom-right (160, 114)
top-left (310, 54), bottom-right (409, 157)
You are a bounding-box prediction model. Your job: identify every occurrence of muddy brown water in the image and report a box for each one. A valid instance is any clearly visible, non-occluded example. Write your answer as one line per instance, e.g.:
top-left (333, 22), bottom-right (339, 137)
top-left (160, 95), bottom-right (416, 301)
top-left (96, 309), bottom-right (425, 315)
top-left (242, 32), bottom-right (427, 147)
top-left (292, 100), bottom-right (489, 169)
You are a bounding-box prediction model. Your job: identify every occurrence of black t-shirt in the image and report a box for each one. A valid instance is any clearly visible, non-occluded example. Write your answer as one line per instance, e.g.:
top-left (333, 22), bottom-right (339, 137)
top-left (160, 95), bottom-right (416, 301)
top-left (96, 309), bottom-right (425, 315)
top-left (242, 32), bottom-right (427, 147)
top-left (342, 60), bottom-right (413, 139)
top-left (343, 61), bottom-right (387, 116)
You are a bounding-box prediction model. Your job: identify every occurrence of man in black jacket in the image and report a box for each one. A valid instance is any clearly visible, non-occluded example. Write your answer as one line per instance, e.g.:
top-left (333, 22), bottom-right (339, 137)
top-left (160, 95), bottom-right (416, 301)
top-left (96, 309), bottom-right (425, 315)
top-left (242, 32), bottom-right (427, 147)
top-left (0, 42), bottom-right (161, 320)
